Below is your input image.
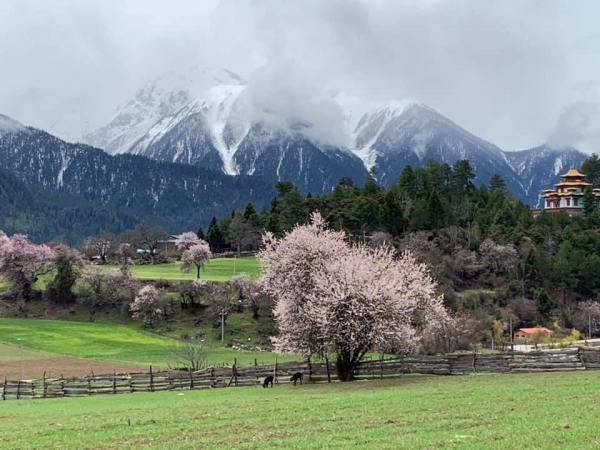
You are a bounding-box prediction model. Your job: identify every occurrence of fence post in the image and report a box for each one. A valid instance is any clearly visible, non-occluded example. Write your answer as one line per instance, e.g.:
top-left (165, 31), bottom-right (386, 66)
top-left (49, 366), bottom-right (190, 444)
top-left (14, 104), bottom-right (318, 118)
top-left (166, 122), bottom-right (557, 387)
top-left (16, 380), bottom-right (21, 400)
top-left (235, 358), bottom-right (238, 386)
top-left (325, 356), bottom-right (331, 383)
top-left (307, 357), bottom-right (312, 383)
top-left (149, 366), bottom-right (154, 393)
top-left (113, 370), bottom-right (117, 395)
top-left (189, 368), bottom-right (194, 390)
top-left (2, 377), bottom-right (6, 401)
top-left (43, 371), bottom-right (47, 399)
top-left (380, 354), bottom-right (384, 380)
top-left (473, 353), bottom-right (477, 373)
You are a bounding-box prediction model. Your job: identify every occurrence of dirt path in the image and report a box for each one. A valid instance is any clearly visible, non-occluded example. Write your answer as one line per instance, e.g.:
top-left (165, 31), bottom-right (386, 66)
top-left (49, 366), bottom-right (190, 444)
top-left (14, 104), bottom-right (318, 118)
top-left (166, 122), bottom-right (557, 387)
top-left (0, 357), bottom-right (147, 380)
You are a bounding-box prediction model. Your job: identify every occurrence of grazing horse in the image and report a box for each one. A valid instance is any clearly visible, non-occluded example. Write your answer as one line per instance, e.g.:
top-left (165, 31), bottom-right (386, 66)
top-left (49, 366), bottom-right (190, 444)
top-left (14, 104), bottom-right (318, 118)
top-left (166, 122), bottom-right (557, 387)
top-left (262, 375), bottom-right (274, 388)
top-left (290, 372), bottom-right (303, 386)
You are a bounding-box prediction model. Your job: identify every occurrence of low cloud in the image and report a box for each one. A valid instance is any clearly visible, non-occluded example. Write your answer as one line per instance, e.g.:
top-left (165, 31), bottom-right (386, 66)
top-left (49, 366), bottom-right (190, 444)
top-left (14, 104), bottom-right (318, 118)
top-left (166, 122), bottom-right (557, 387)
top-left (1, 0), bottom-right (599, 152)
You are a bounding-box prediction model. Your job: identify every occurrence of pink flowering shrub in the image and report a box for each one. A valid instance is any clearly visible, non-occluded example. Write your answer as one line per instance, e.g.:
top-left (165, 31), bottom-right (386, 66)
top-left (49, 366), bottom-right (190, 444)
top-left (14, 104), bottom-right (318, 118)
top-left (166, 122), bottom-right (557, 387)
top-left (130, 285), bottom-right (162, 327)
top-left (0, 233), bottom-right (56, 301)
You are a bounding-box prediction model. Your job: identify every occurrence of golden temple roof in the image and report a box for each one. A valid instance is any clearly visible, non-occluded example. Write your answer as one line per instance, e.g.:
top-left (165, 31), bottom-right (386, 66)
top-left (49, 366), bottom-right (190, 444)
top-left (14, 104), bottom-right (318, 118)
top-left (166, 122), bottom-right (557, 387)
top-left (555, 181), bottom-right (591, 187)
top-left (561, 168), bottom-right (586, 178)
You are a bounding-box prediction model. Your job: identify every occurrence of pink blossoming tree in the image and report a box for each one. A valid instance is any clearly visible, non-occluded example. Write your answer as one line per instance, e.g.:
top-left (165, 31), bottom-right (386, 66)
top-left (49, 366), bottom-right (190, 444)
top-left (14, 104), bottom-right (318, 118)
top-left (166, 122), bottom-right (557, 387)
top-left (130, 285), bottom-right (162, 327)
top-left (0, 233), bottom-right (56, 302)
top-left (179, 241), bottom-right (212, 279)
top-left (259, 212), bottom-right (450, 381)
top-left (175, 232), bottom-right (202, 252)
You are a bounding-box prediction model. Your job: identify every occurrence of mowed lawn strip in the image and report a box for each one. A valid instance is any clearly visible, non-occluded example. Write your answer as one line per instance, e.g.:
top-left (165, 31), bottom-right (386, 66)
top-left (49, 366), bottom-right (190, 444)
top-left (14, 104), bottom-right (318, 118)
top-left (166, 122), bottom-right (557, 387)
top-left (102, 256), bottom-right (261, 282)
top-left (0, 318), bottom-right (293, 369)
top-left (0, 372), bottom-right (598, 449)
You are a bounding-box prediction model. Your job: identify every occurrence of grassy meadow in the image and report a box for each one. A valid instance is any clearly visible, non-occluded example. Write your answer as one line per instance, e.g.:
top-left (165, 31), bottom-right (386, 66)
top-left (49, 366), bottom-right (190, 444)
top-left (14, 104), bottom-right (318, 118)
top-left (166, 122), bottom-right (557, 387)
top-left (0, 256), bottom-right (261, 293)
top-left (102, 256), bottom-right (261, 282)
top-left (0, 318), bottom-right (294, 369)
top-left (1, 371), bottom-right (598, 449)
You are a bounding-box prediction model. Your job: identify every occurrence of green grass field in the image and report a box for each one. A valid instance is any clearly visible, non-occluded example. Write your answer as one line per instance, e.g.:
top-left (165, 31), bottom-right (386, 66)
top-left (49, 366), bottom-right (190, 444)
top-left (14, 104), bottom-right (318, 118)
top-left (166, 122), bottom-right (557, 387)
top-left (102, 256), bottom-right (261, 282)
top-left (0, 318), bottom-right (293, 368)
top-left (0, 342), bottom-right (51, 361)
top-left (1, 371), bottom-right (597, 449)
top-left (0, 257), bottom-right (260, 293)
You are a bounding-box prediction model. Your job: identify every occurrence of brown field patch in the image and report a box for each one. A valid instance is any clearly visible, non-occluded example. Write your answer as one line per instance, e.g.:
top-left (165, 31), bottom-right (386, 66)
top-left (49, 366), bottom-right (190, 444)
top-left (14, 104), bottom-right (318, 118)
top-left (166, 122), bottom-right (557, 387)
top-left (0, 357), bottom-right (146, 380)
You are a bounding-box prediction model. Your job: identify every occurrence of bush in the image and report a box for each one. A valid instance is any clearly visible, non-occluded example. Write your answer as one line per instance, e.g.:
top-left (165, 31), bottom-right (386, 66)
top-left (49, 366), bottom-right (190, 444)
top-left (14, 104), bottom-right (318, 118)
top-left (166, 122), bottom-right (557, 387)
top-left (78, 268), bottom-right (140, 309)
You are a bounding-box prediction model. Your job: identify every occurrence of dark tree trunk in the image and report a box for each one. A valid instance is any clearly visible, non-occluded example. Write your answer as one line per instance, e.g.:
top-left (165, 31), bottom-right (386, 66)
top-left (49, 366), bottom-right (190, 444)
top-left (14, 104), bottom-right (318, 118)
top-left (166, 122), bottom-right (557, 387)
top-left (335, 349), bottom-right (367, 381)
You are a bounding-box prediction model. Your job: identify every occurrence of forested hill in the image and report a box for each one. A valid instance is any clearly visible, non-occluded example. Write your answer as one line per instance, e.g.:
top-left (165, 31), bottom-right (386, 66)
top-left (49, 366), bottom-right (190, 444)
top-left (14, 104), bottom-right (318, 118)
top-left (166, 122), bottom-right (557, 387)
top-left (0, 166), bottom-right (140, 243)
top-left (208, 156), bottom-right (600, 335)
top-left (0, 123), bottom-right (275, 241)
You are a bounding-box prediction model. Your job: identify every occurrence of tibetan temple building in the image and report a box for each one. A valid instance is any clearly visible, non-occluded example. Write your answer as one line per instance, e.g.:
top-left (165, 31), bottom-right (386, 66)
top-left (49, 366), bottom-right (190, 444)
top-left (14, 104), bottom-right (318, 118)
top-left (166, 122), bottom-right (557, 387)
top-left (540, 168), bottom-right (600, 213)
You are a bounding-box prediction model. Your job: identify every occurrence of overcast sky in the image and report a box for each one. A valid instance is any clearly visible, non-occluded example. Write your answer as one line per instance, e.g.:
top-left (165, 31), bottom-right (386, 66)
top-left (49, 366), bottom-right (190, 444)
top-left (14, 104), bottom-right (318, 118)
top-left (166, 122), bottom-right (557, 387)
top-left (1, 0), bottom-right (599, 152)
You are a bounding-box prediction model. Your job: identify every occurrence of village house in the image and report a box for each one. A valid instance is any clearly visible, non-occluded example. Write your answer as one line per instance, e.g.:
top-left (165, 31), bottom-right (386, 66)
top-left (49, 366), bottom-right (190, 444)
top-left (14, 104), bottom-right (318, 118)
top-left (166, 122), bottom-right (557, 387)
top-left (513, 327), bottom-right (553, 344)
top-left (156, 235), bottom-right (181, 258)
top-left (535, 168), bottom-right (600, 215)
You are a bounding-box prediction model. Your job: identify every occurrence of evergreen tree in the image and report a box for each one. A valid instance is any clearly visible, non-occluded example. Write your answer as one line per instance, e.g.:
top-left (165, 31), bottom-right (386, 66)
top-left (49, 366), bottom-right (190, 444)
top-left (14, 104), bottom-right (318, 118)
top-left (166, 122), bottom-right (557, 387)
top-left (196, 227), bottom-right (205, 240)
top-left (362, 167), bottom-right (382, 198)
top-left (582, 153), bottom-right (600, 187)
top-left (583, 186), bottom-right (597, 216)
top-left (205, 217), bottom-right (225, 251)
top-left (398, 165), bottom-right (417, 198)
top-left (381, 190), bottom-right (405, 236)
top-left (426, 189), bottom-right (446, 230)
top-left (489, 174), bottom-right (506, 191)
top-left (451, 160), bottom-right (476, 196)
top-left (243, 203), bottom-right (257, 220)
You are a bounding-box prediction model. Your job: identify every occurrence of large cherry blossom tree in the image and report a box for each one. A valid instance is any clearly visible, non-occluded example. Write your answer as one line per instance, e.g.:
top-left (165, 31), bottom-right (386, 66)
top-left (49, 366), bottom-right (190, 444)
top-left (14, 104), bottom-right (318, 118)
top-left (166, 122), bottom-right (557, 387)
top-left (0, 233), bottom-right (56, 302)
top-left (259, 212), bottom-right (450, 381)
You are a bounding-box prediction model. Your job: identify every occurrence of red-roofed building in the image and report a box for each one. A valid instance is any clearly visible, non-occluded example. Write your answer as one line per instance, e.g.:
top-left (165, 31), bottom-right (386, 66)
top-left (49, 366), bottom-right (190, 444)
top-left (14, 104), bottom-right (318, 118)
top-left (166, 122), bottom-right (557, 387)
top-left (513, 327), bottom-right (553, 343)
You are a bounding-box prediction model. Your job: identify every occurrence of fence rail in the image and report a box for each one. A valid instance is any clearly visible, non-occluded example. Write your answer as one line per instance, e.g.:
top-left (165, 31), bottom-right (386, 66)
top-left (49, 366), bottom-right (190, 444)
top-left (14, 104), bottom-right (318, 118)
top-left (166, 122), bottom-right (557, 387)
top-left (3, 347), bottom-right (600, 401)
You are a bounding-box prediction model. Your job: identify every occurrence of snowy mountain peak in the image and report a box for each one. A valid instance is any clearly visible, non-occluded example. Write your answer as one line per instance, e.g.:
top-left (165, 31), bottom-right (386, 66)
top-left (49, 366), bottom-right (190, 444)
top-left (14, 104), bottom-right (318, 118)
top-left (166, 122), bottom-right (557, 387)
top-left (83, 67), bottom-right (244, 156)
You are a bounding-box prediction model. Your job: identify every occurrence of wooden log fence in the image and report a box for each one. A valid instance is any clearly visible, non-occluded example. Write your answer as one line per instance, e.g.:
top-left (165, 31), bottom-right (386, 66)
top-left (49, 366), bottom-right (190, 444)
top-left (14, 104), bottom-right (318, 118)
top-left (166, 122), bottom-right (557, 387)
top-left (2, 347), bottom-right (600, 401)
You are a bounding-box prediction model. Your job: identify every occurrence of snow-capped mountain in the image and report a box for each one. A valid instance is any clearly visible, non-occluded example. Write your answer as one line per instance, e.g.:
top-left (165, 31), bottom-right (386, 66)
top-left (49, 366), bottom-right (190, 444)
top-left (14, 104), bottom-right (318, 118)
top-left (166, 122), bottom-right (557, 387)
top-left (84, 67), bottom-right (245, 158)
top-left (84, 71), bottom-right (369, 192)
top-left (75, 70), bottom-right (590, 205)
top-left (350, 103), bottom-right (517, 186)
top-left (504, 145), bottom-right (588, 206)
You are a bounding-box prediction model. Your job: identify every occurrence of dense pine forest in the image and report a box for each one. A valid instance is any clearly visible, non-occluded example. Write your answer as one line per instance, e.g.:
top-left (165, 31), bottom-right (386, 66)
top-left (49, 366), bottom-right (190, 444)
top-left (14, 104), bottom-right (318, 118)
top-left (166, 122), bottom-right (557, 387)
top-left (201, 156), bottom-right (600, 338)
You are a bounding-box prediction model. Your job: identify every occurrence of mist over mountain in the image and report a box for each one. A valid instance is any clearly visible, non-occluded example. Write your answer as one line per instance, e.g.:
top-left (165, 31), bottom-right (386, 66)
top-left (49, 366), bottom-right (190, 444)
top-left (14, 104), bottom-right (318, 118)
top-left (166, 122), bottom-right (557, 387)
top-left (66, 71), bottom-right (589, 206)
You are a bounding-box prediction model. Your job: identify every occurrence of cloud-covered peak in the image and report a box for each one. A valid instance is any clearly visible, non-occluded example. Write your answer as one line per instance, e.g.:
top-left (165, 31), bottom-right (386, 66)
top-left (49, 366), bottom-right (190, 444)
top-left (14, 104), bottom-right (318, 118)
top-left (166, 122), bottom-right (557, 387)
top-left (0, 114), bottom-right (26, 134)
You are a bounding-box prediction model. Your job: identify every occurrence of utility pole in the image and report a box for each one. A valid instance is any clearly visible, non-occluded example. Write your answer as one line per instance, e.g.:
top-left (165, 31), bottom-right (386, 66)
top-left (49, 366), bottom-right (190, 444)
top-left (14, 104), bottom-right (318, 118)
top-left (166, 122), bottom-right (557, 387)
top-left (509, 317), bottom-right (514, 352)
top-left (220, 309), bottom-right (226, 345)
top-left (17, 338), bottom-right (24, 379)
